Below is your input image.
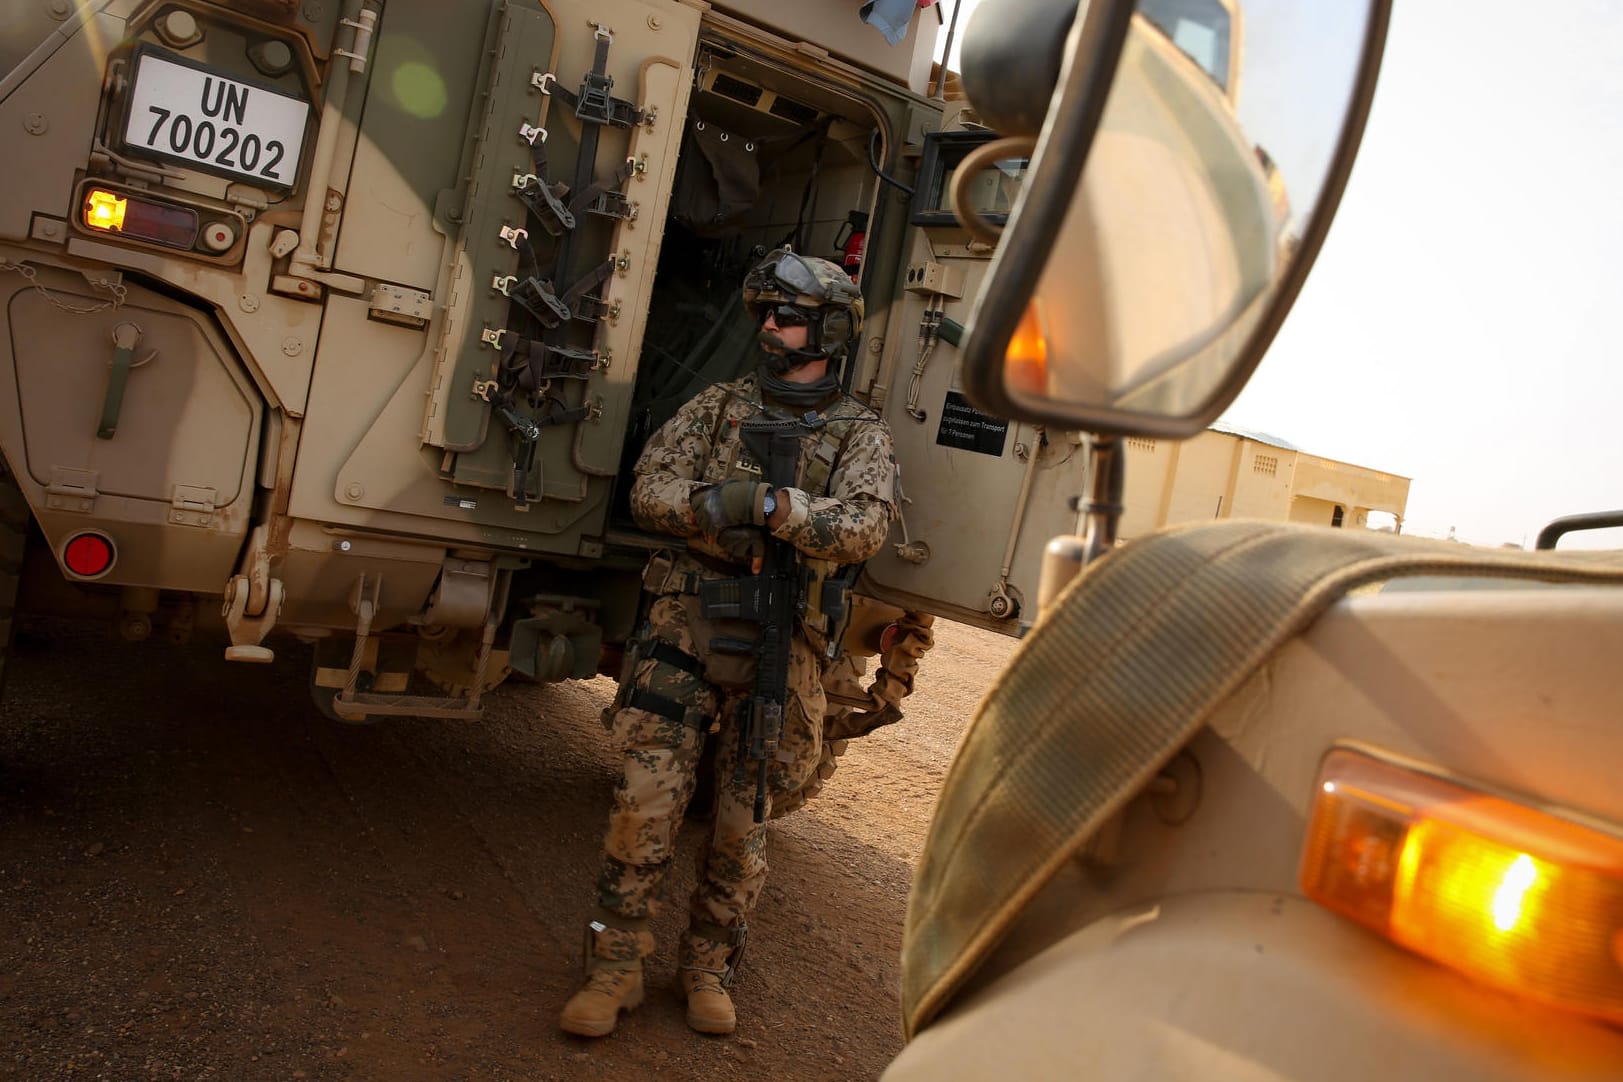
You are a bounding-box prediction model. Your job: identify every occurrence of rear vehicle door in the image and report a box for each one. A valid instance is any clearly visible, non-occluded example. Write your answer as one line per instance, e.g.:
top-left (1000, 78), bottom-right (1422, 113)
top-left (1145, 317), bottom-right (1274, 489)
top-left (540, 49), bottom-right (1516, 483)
top-left (288, 0), bottom-right (702, 558)
top-left (861, 130), bottom-right (1096, 631)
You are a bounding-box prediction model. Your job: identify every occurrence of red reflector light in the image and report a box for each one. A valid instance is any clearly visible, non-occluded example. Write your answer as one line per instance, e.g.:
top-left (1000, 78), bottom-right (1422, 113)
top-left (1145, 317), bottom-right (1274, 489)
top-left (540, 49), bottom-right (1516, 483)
top-left (63, 532), bottom-right (115, 579)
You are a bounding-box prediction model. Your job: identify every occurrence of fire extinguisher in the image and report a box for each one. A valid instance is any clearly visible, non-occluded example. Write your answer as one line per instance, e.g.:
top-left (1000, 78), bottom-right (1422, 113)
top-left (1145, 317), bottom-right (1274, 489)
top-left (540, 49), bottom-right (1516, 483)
top-left (834, 210), bottom-right (868, 279)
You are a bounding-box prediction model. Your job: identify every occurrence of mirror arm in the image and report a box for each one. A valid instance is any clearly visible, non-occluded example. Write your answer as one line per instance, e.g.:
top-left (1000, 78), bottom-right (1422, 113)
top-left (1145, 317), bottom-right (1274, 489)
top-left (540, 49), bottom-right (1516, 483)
top-left (930, 0), bottom-right (968, 101)
top-left (1079, 433), bottom-right (1125, 564)
top-left (1036, 433), bottom-right (1124, 616)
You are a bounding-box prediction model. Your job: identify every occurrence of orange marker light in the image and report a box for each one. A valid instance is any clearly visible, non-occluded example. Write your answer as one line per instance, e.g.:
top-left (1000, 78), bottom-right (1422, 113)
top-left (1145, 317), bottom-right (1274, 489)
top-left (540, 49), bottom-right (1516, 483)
top-left (85, 189), bottom-right (128, 231)
top-left (1004, 299), bottom-right (1049, 395)
top-left (1302, 748), bottom-right (1623, 1026)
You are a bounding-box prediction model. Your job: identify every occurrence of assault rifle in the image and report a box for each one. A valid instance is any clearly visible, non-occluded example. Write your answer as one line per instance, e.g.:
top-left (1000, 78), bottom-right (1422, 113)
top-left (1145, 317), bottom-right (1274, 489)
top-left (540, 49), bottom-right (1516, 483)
top-left (699, 417), bottom-right (813, 822)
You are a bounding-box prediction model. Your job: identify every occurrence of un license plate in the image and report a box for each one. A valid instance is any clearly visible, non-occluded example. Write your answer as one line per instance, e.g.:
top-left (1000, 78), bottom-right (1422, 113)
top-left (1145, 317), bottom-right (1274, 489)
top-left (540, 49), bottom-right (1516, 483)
top-left (121, 48), bottom-right (309, 190)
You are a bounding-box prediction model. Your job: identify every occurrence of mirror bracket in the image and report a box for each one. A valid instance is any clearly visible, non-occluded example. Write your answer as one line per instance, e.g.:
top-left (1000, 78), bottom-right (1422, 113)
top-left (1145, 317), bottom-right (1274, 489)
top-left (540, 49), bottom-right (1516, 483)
top-left (1036, 433), bottom-right (1126, 618)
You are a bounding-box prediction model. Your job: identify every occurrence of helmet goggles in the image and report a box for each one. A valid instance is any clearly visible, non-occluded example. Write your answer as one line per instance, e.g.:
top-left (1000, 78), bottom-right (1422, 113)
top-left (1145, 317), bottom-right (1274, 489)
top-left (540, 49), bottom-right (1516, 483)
top-left (743, 250), bottom-right (829, 304)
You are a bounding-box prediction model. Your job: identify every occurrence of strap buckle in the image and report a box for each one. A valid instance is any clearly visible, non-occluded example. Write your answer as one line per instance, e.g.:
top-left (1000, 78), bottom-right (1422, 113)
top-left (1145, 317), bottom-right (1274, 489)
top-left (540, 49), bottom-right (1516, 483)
top-left (512, 173), bottom-right (576, 236)
top-left (506, 276), bottom-right (572, 328)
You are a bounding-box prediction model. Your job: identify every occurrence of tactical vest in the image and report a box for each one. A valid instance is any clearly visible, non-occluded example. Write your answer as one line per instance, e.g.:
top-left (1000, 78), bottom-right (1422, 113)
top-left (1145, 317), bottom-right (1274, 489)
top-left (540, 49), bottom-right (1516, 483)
top-left (707, 391), bottom-right (876, 639)
top-left (712, 393), bottom-right (871, 498)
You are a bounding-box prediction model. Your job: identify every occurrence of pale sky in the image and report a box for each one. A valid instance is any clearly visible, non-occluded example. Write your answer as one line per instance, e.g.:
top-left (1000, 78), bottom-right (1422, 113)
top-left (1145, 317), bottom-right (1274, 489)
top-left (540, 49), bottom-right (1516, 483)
top-left (937, 0), bottom-right (1623, 549)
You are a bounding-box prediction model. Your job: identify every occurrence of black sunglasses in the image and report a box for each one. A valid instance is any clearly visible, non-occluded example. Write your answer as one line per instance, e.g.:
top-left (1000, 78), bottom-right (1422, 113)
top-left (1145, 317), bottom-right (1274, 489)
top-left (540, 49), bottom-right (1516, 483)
top-left (760, 304), bottom-right (814, 328)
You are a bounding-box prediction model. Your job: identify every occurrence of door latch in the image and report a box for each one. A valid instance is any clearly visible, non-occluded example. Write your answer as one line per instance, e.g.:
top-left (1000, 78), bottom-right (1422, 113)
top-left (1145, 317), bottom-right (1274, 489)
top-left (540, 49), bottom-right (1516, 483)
top-left (98, 322), bottom-right (146, 440)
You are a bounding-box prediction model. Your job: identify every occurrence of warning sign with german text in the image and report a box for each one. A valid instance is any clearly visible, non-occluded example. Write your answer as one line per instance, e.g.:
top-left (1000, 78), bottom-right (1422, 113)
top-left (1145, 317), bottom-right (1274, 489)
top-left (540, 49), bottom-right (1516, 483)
top-left (935, 392), bottom-right (1008, 457)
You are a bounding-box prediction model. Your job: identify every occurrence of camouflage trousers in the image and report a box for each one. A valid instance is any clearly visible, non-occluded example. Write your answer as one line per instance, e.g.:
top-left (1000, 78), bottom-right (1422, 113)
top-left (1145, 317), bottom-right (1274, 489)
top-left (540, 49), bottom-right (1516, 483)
top-left (590, 592), bottom-right (826, 961)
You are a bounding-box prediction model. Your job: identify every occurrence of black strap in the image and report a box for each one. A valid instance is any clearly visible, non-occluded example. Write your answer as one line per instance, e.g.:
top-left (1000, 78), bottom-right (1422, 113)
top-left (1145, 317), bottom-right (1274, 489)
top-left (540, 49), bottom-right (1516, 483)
top-left (568, 158), bottom-right (638, 219)
top-left (548, 34), bottom-right (646, 129)
top-left (526, 122), bottom-right (550, 176)
top-left (627, 687), bottom-right (694, 727)
top-left (497, 332), bottom-right (597, 389)
top-left (742, 409), bottom-right (829, 437)
top-left (510, 229), bottom-right (541, 274)
top-left (645, 638), bottom-right (704, 678)
top-left (535, 394), bottom-right (591, 427)
top-left (560, 257), bottom-right (618, 311)
top-left (492, 259), bottom-right (617, 390)
top-left (485, 27), bottom-right (638, 490)
top-left (473, 380), bottom-right (591, 507)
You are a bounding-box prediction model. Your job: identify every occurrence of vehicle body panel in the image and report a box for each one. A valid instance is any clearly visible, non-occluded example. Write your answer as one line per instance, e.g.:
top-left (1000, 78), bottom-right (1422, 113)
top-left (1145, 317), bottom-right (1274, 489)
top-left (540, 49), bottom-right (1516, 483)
top-left (3, 0), bottom-right (1060, 706)
top-left (889, 583), bottom-right (1623, 1078)
top-left (890, 890), bottom-right (1623, 1082)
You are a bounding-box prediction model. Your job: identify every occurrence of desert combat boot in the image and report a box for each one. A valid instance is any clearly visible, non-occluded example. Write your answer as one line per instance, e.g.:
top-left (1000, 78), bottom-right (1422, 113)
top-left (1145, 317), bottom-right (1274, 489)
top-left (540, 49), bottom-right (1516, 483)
top-left (560, 918), bottom-right (650, 1037)
top-left (678, 927), bottom-right (739, 1035)
top-left (560, 958), bottom-right (643, 1037)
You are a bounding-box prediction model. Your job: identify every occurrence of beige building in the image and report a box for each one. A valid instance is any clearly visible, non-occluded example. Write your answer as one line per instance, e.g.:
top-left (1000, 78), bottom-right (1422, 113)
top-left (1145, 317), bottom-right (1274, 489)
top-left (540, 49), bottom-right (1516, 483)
top-left (1119, 422), bottom-right (1410, 540)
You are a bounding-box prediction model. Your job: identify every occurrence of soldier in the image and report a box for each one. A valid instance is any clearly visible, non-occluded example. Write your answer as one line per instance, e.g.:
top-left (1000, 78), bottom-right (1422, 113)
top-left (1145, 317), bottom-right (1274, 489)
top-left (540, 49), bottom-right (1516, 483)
top-left (561, 249), bottom-right (897, 1038)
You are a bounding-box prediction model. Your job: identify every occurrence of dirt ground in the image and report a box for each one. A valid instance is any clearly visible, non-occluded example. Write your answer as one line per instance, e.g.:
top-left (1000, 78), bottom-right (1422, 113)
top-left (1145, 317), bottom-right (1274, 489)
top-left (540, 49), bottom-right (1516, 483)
top-left (0, 617), bottom-right (1015, 1081)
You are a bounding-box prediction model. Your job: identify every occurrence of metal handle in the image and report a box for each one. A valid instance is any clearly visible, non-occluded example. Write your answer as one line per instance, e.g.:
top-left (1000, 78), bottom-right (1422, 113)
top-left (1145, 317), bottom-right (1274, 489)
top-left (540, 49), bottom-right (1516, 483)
top-left (97, 322), bottom-right (141, 440)
top-left (1535, 510), bottom-right (1623, 550)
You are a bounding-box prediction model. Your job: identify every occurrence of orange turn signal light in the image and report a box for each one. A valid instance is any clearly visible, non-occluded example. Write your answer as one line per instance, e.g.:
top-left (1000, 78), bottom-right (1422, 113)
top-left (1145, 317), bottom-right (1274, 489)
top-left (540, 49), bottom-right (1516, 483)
top-left (80, 185), bottom-right (199, 249)
top-left (1302, 747), bottom-right (1623, 1026)
top-left (1004, 299), bottom-right (1049, 395)
top-left (85, 189), bottom-right (128, 231)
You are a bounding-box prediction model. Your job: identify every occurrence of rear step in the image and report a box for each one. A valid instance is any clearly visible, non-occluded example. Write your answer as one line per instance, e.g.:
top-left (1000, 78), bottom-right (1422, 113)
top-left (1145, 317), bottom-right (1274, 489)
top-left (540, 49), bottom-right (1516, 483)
top-left (328, 570), bottom-right (510, 723)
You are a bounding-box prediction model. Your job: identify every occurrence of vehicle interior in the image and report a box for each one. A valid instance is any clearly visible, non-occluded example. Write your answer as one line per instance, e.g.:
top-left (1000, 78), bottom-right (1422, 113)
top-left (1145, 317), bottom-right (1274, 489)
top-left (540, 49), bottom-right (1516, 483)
top-left (611, 41), bottom-right (887, 522)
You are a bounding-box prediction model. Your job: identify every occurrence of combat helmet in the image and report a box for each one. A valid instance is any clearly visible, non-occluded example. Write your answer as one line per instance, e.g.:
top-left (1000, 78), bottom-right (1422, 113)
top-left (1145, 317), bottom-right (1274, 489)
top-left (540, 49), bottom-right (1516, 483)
top-left (742, 248), bottom-right (864, 366)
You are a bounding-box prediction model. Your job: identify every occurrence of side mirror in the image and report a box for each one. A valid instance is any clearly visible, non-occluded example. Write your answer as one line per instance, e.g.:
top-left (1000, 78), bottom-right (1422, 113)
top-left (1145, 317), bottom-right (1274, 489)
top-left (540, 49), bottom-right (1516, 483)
top-left (958, 0), bottom-right (1393, 438)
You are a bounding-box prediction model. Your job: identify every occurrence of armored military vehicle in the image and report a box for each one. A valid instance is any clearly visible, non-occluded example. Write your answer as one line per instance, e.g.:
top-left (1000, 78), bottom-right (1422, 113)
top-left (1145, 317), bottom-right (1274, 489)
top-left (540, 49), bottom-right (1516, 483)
top-left (0, 0), bottom-right (1093, 726)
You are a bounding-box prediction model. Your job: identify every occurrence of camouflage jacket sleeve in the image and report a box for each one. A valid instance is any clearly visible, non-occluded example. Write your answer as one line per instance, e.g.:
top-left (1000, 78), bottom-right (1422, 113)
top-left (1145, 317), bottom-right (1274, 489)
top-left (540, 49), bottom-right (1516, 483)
top-left (627, 385), bottom-right (727, 537)
top-left (772, 420), bottom-right (896, 564)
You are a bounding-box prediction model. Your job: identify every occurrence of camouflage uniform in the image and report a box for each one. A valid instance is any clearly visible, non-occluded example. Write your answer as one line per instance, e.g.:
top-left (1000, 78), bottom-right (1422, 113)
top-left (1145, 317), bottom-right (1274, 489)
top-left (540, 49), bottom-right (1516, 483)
top-left (588, 369), bottom-right (896, 978)
top-left (823, 609), bottom-right (937, 739)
